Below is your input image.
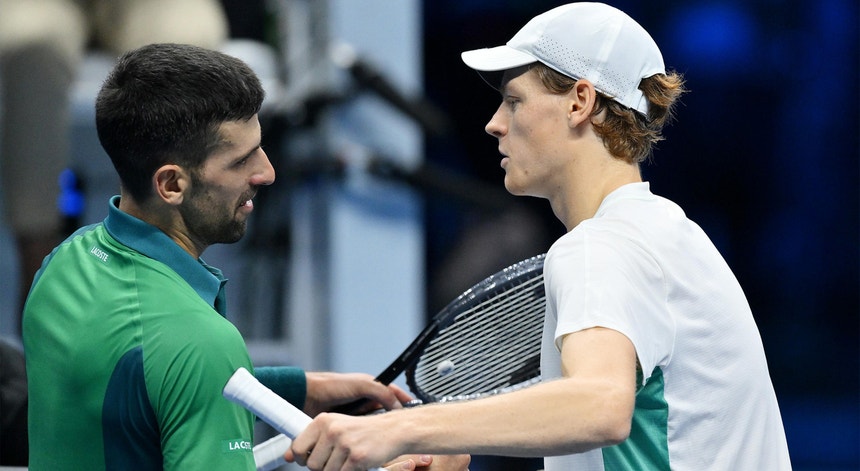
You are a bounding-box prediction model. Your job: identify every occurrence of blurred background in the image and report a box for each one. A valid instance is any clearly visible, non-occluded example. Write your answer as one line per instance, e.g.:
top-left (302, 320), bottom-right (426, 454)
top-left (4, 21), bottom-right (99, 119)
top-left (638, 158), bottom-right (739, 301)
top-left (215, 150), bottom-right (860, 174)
top-left (0, 0), bottom-right (856, 469)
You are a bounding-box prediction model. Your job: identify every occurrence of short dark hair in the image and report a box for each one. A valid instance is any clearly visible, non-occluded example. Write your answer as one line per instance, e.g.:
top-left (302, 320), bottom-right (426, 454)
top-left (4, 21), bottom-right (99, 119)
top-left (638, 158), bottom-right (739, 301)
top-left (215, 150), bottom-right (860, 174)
top-left (95, 43), bottom-right (265, 202)
top-left (531, 63), bottom-right (686, 163)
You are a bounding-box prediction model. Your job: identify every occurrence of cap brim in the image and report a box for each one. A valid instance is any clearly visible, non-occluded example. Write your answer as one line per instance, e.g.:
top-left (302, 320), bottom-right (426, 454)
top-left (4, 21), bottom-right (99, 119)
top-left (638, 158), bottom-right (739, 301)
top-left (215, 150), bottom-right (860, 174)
top-left (461, 45), bottom-right (537, 72)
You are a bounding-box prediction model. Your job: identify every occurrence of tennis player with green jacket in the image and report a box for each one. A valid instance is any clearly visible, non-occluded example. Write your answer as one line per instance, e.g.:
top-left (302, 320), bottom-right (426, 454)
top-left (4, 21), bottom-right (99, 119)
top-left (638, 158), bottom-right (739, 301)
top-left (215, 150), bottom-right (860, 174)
top-left (22, 43), bottom-right (466, 471)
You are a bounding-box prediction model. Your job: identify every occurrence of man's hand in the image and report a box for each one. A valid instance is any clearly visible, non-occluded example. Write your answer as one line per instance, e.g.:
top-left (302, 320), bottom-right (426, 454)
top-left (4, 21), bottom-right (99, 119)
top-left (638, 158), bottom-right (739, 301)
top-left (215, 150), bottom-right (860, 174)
top-left (384, 454), bottom-right (471, 471)
top-left (303, 372), bottom-right (413, 417)
top-left (285, 449), bottom-right (471, 471)
top-left (286, 411), bottom-right (404, 470)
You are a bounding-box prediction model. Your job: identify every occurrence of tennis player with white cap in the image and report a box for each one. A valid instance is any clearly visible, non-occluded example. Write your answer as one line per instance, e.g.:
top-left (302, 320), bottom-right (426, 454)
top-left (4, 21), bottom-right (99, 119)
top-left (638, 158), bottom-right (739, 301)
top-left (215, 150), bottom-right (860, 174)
top-left (287, 3), bottom-right (792, 470)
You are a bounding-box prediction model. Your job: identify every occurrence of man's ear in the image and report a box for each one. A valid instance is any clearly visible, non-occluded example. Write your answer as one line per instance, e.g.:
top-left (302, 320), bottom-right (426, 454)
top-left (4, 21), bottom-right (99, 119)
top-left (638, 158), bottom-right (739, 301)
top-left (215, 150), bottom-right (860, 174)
top-left (153, 164), bottom-right (191, 205)
top-left (567, 79), bottom-right (599, 127)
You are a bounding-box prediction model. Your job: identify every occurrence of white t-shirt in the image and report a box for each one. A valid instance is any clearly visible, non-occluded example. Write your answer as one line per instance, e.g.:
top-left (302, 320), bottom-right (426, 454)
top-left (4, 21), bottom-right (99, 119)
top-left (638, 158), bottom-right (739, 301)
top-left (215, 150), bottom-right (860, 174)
top-left (540, 182), bottom-right (791, 470)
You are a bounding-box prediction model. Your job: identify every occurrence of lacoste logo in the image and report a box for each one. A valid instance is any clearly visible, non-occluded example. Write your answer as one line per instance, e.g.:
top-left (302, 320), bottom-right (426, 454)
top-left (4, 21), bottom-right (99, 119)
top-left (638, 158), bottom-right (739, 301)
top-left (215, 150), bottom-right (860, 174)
top-left (90, 246), bottom-right (109, 263)
top-left (222, 439), bottom-right (252, 453)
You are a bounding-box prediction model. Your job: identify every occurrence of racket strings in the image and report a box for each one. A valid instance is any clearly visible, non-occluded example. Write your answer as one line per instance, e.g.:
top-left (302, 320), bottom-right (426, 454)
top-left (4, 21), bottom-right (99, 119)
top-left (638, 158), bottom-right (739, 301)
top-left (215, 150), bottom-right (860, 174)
top-left (434, 295), bottom-right (542, 386)
top-left (415, 291), bottom-right (542, 399)
top-left (411, 274), bottom-right (545, 401)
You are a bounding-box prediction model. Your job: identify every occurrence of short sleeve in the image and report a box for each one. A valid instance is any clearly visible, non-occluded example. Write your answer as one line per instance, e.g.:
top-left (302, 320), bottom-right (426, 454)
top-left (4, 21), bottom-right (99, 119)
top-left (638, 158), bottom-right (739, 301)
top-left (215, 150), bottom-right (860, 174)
top-left (545, 225), bottom-right (674, 383)
top-left (143, 306), bottom-right (257, 470)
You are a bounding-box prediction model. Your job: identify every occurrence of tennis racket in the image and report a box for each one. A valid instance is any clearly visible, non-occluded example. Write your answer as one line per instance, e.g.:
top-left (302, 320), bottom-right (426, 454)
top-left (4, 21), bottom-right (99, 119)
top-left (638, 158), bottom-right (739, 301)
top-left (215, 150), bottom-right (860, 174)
top-left (223, 367), bottom-right (383, 471)
top-left (228, 253), bottom-right (546, 470)
top-left (336, 252), bottom-right (546, 412)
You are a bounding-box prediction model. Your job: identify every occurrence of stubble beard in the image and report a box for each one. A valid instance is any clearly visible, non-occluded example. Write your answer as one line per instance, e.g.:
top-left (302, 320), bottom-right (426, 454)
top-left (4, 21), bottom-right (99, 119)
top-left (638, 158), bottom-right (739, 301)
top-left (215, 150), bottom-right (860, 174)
top-left (181, 185), bottom-right (248, 247)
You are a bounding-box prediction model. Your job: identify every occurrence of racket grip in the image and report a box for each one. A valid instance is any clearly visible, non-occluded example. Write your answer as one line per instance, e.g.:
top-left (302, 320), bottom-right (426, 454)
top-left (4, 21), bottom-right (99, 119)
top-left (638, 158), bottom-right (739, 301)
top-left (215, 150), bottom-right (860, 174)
top-left (330, 397), bottom-right (372, 415)
top-left (253, 434), bottom-right (290, 471)
top-left (223, 367), bottom-right (312, 438)
top-left (223, 368), bottom-right (384, 471)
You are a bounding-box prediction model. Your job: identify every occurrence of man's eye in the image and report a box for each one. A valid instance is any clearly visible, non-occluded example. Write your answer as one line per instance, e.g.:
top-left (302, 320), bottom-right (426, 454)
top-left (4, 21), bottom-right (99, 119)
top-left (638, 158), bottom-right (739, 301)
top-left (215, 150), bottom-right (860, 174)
top-left (236, 147), bottom-right (263, 167)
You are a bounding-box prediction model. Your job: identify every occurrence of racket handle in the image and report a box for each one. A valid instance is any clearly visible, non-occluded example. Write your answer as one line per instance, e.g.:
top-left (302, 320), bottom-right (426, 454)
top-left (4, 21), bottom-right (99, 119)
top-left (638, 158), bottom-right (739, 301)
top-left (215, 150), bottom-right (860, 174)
top-left (223, 367), bottom-right (312, 438)
top-left (330, 397), bottom-right (372, 415)
top-left (331, 397), bottom-right (425, 415)
top-left (223, 367), bottom-right (384, 471)
top-left (253, 434), bottom-right (290, 471)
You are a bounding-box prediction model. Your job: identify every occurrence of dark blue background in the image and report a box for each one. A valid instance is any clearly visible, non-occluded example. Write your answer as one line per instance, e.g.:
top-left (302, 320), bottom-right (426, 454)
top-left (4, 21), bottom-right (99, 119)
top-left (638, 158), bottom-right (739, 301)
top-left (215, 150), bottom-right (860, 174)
top-left (421, 1), bottom-right (859, 469)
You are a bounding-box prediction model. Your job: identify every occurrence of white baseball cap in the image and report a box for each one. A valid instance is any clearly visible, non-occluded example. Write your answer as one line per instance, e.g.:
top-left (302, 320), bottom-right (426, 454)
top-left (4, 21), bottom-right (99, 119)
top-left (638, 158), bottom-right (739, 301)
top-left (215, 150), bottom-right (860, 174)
top-left (461, 2), bottom-right (665, 115)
